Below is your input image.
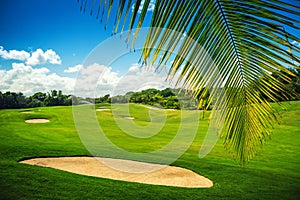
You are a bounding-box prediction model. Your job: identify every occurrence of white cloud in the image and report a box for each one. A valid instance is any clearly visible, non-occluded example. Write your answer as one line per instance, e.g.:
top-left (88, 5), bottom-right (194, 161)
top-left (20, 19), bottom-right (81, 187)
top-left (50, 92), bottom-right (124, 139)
top-left (128, 63), bottom-right (140, 72)
top-left (26, 49), bottom-right (61, 66)
top-left (0, 62), bottom-right (121, 97)
top-left (0, 61), bottom-right (179, 98)
top-left (64, 64), bottom-right (83, 73)
top-left (0, 63), bottom-right (74, 96)
top-left (112, 63), bottom-right (174, 96)
top-left (75, 63), bottom-right (121, 97)
top-left (73, 63), bottom-right (175, 97)
top-left (132, 0), bottom-right (155, 14)
top-left (0, 46), bottom-right (30, 61)
top-left (0, 46), bottom-right (61, 66)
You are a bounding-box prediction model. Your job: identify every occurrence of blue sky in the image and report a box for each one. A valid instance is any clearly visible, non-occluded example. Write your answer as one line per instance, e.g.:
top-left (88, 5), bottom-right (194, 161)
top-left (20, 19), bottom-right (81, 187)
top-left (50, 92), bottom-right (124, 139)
top-left (0, 0), bottom-right (163, 96)
top-left (0, 0), bottom-right (299, 97)
top-left (0, 0), bottom-right (131, 72)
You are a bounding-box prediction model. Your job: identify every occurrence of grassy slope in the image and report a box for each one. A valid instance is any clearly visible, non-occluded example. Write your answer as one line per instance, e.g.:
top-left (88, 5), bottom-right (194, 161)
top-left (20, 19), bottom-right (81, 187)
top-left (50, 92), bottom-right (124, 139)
top-left (0, 102), bottom-right (299, 200)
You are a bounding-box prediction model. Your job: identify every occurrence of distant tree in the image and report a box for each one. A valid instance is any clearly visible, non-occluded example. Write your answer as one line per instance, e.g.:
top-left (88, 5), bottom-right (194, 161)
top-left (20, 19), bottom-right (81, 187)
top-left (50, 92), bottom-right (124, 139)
top-left (32, 92), bottom-right (47, 102)
top-left (95, 94), bottom-right (111, 103)
top-left (27, 98), bottom-right (43, 108)
top-left (165, 96), bottom-right (180, 109)
top-left (0, 92), bottom-right (3, 109)
top-left (43, 90), bottom-right (71, 106)
top-left (27, 92), bottom-right (47, 107)
top-left (0, 92), bottom-right (27, 109)
top-left (0, 90), bottom-right (74, 109)
top-left (160, 88), bottom-right (174, 98)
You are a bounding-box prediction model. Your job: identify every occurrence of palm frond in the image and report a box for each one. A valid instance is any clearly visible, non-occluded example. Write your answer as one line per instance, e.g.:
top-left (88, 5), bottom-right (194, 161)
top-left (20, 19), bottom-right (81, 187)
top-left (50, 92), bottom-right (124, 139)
top-left (79, 0), bottom-right (300, 164)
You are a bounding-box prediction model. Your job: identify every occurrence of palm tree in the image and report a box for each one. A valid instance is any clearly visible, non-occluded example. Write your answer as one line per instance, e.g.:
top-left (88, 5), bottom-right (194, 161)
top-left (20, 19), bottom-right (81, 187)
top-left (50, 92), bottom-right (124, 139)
top-left (78, 0), bottom-right (300, 164)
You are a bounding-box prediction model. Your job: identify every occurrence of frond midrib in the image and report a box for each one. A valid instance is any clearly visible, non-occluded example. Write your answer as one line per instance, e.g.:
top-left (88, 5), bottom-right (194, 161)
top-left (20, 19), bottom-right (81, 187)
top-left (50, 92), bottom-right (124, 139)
top-left (215, 0), bottom-right (247, 89)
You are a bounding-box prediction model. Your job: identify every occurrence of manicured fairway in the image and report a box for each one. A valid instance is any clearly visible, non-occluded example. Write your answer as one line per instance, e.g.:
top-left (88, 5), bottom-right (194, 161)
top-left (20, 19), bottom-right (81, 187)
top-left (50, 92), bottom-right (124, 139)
top-left (0, 102), bottom-right (299, 199)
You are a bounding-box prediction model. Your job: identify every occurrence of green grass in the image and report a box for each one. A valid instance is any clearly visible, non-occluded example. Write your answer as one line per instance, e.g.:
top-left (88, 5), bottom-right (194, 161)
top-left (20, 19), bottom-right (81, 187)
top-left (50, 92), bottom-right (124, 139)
top-left (0, 102), bottom-right (299, 199)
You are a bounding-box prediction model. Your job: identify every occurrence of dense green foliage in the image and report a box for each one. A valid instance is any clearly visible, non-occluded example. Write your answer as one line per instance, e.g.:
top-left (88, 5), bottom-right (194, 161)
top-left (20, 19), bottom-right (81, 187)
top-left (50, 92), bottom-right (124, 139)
top-left (111, 88), bottom-right (195, 109)
top-left (95, 88), bottom-right (207, 110)
top-left (0, 102), bottom-right (299, 199)
top-left (0, 90), bottom-right (72, 109)
top-left (0, 88), bottom-right (200, 110)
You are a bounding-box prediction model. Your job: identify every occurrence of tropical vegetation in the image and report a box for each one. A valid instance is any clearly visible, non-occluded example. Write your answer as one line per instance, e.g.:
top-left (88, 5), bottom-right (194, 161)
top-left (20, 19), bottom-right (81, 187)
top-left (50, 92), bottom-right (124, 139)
top-left (0, 90), bottom-right (72, 109)
top-left (79, 0), bottom-right (300, 164)
top-left (0, 88), bottom-right (196, 110)
top-left (111, 88), bottom-right (200, 109)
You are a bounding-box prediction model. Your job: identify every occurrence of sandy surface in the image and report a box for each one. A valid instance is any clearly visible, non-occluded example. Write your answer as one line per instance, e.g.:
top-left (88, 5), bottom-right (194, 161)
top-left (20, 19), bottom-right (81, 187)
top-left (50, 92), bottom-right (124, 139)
top-left (25, 119), bottom-right (50, 123)
top-left (123, 116), bottom-right (135, 120)
top-left (96, 109), bottom-right (110, 112)
top-left (20, 157), bottom-right (213, 188)
top-left (20, 111), bottom-right (34, 114)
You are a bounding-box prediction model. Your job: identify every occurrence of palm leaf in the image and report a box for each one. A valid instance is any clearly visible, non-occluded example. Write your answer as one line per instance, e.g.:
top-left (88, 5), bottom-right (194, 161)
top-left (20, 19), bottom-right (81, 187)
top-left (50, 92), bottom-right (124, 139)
top-left (79, 0), bottom-right (300, 164)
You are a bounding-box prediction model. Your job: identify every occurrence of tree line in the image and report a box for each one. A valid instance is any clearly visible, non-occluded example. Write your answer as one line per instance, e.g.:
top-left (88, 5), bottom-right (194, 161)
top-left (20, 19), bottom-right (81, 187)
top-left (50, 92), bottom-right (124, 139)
top-left (110, 88), bottom-right (184, 109)
top-left (0, 90), bottom-right (72, 109)
top-left (1, 68), bottom-right (299, 110)
top-left (0, 88), bottom-right (200, 110)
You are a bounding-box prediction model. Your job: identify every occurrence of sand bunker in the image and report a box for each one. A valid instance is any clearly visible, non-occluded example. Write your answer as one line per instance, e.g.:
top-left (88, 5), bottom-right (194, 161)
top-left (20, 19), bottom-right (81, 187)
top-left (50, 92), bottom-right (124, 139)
top-left (96, 109), bottom-right (110, 112)
top-left (124, 116), bottom-right (134, 120)
top-left (25, 119), bottom-right (50, 123)
top-left (20, 110), bottom-right (34, 114)
top-left (20, 157), bottom-right (213, 188)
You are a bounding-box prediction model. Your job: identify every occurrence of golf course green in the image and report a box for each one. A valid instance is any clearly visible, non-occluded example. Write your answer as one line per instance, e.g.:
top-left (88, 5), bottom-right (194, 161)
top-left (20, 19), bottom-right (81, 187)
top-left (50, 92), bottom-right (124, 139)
top-left (0, 101), bottom-right (299, 199)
